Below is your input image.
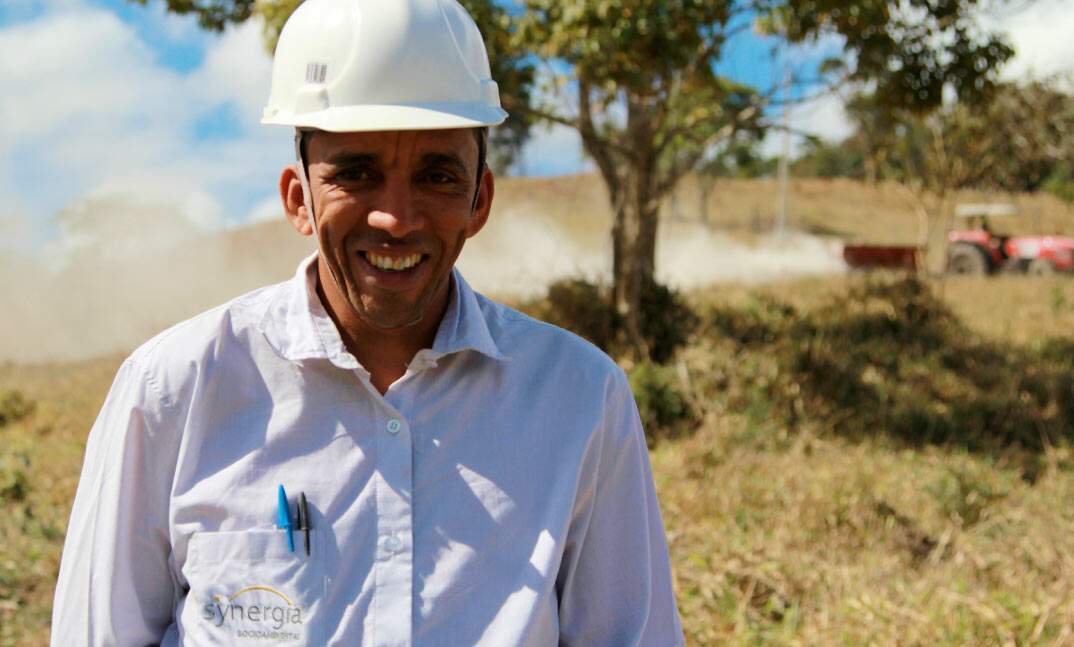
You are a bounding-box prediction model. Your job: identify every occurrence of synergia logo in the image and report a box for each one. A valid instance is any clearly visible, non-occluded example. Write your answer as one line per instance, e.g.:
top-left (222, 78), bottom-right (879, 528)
top-left (201, 584), bottom-right (305, 641)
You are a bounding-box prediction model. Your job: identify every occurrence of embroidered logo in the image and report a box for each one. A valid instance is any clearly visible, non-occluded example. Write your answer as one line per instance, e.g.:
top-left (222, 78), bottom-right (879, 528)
top-left (201, 584), bottom-right (305, 641)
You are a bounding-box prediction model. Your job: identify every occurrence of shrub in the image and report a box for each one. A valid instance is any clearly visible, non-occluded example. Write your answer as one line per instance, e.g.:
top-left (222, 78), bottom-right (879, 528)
top-left (525, 278), bottom-right (698, 363)
top-left (0, 390), bottom-right (34, 427)
top-left (700, 275), bottom-right (1074, 454)
top-left (1044, 163), bottom-right (1074, 203)
top-left (0, 451), bottom-right (30, 503)
top-left (628, 360), bottom-right (695, 446)
top-left (528, 279), bottom-right (616, 351)
top-left (638, 279), bottom-right (699, 364)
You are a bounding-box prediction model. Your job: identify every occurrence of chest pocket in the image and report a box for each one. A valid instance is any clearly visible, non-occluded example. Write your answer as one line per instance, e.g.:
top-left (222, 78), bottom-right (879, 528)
top-left (178, 529), bottom-right (327, 646)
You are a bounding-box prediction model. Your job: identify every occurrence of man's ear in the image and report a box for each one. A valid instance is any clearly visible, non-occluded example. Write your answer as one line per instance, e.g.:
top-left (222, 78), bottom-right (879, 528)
top-left (279, 165), bottom-right (313, 236)
top-left (466, 167), bottom-right (494, 239)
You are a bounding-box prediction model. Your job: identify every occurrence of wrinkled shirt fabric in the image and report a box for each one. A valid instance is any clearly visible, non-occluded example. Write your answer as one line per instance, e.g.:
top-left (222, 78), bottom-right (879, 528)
top-left (51, 253), bottom-right (683, 646)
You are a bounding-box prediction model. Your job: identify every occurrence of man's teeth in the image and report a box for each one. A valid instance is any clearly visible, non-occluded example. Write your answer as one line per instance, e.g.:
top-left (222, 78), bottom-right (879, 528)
top-left (365, 252), bottom-right (423, 271)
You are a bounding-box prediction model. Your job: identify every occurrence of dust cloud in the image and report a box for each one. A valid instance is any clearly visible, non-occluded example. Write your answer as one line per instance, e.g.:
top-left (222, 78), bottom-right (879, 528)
top-left (1, 185), bottom-right (846, 363)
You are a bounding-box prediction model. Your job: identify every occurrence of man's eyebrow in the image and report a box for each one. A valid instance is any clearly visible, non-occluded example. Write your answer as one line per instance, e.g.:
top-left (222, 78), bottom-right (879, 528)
top-left (323, 152), bottom-right (379, 167)
top-left (419, 152), bottom-right (470, 177)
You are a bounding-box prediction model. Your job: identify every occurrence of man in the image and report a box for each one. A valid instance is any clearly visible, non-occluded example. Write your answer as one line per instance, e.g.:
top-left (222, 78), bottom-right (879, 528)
top-left (51, 0), bottom-right (683, 644)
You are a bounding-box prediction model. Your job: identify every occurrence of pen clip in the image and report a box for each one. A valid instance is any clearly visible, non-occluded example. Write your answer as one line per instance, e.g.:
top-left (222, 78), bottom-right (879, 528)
top-left (277, 484), bottom-right (294, 553)
top-left (298, 492), bottom-right (311, 556)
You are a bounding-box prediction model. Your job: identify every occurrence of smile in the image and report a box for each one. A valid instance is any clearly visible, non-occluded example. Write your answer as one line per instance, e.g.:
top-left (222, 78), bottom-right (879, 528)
top-left (363, 251), bottom-right (425, 272)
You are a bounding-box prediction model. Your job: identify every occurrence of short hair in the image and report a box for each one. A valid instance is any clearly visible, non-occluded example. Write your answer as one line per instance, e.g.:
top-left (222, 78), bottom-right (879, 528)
top-left (298, 127), bottom-right (488, 187)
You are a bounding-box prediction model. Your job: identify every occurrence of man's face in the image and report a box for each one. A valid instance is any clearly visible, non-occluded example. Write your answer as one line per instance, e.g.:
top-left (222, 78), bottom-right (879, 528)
top-left (286, 129), bottom-right (492, 331)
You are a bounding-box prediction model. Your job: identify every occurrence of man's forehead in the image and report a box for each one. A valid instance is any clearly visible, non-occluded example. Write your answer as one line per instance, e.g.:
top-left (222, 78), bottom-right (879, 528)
top-left (307, 128), bottom-right (478, 164)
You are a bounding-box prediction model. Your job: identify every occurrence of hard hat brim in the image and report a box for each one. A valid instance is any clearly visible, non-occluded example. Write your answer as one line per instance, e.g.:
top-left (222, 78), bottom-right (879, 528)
top-left (262, 102), bottom-right (508, 132)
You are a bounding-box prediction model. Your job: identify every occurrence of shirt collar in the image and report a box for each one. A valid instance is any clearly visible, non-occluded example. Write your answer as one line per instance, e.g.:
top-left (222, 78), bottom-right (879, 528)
top-left (259, 253), bottom-right (504, 368)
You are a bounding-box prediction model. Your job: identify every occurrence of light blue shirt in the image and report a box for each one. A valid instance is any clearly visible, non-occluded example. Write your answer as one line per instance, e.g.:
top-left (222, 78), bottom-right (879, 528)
top-left (52, 253), bottom-right (684, 646)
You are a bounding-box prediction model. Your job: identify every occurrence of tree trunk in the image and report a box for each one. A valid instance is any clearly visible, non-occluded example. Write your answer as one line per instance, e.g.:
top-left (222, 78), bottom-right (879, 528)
top-left (699, 176), bottom-right (713, 225)
top-left (609, 170), bottom-right (660, 360)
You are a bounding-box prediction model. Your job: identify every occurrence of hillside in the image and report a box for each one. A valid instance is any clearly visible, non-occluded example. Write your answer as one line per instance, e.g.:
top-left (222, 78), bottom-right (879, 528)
top-left (2, 175), bottom-right (1073, 363)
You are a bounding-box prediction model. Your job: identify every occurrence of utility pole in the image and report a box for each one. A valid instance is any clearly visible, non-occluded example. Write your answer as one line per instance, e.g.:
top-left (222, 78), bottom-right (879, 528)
top-left (775, 69), bottom-right (791, 237)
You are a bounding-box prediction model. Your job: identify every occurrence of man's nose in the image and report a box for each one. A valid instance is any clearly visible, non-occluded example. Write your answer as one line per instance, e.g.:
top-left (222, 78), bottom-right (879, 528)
top-left (367, 185), bottom-right (424, 238)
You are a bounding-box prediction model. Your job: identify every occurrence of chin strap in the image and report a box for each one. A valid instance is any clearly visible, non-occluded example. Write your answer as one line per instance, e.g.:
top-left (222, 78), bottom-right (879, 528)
top-left (295, 129), bottom-right (351, 310)
top-left (294, 130), bottom-right (318, 244)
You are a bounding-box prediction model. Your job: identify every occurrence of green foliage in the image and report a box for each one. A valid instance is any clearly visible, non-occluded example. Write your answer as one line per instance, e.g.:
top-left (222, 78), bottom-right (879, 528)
top-left (0, 390), bottom-right (34, 427)
top-left (1044, 162), bottom-right (1074, 203)
top-left (638, 279), bottom-right (700, 364)
top-left (926, 461), bottom-right (1012, 527)
top-left (524, 277), bottom-right (698, 364)
top-left (701, 276), bottom-right (1074, 454)
top-left (517, 0), bottom-right (763, 195)
top-left (130, 0), bottom-right (254, 31)
top-left (628, 360), bottom-right (694, 447)
top-left (0, 451), bottom-right (30, 503)
top-left (529, 279), bottom-right (617, 351)
top-left (792, 137), bottom-right (865, 180)
top-left (839, 81), bottom-right (1074, 193)
top-left (760, 0), bottom-right (1013, 111)
top-left (700, 139), bottom-right (778, 180)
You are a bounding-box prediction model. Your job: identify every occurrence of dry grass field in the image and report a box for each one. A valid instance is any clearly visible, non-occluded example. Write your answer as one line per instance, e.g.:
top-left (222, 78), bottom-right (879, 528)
top-left (2, 272), bottom-right (1073, 645)
top-left (2, 176), bottom-right (1074, 644)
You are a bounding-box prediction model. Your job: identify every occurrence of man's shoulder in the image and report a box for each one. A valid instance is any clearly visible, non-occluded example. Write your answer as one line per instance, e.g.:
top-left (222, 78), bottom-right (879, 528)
top-left (126, 280), bottom-right (288, 381)
top-left (475, 294), bottom-right (625, 384)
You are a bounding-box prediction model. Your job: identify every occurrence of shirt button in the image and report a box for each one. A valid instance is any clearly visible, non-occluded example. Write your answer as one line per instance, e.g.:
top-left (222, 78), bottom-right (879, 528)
top-left (384, 535), bottom-right (402, 552)
top-left (386, 419), bottom-right (402, 434)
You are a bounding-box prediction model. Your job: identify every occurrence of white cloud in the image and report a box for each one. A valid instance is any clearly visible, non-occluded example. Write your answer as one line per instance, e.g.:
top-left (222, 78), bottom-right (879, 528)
top-left (188, 20), bottom-right (275, 128)
top-left (994, 0), bottom-right (1074, 81)
top-left (0, 2), bottom-right (292, 258)
top-left (0, 10), bottom-right (180, 139)
top-left (760, 90), bottom-right (853, 159)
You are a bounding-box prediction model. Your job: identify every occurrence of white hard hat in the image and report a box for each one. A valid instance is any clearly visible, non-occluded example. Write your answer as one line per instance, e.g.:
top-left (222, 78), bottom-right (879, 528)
top-left (262, 0), bottom-right (508, 132)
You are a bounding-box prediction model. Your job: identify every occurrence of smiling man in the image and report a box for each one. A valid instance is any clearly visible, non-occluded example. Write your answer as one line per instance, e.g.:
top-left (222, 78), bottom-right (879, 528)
top-left (290, 128), bottom-right (494, 393)
top-left (51, 0), bottom-right (683, 645)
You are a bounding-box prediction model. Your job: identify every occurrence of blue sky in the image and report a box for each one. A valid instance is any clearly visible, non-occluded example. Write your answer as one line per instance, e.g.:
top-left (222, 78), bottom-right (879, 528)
top-left (1, 0), bottom-right (1071, 255)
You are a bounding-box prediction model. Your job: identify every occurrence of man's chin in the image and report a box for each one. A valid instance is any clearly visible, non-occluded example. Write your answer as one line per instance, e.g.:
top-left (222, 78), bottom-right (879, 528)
top-left (350, 300), bottom-right (425, 332)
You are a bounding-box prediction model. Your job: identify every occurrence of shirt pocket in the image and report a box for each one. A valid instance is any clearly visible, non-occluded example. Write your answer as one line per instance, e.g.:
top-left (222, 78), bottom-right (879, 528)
top-left (179, 529), bottom-right (327, 646)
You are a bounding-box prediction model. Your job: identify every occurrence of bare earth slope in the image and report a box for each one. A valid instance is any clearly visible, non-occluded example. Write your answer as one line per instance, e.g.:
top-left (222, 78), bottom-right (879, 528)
top-left (2, 175), bottom-right (1072, 363)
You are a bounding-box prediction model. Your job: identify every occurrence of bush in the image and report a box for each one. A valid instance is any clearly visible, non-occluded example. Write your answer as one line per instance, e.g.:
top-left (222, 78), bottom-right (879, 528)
top-left (528, 279), bottom-right (617, 351)
top-left (0, 390), bottom-right (34, 427)
top-left (1044, 163), bottom-right (1074, 203)
top-left (638, 279), bottom-right (699, 364)
top-left (628, 360), bottom-right (695, 447)
top-left (0, 451), bottom-right (30, 503)
top-left (700, 275), bottom-right (1074, 454)
top-left (525, 277), bottom-right (698, 363)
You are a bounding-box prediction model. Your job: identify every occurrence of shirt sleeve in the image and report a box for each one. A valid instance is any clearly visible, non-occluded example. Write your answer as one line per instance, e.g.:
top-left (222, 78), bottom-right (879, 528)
top-left (556, 371), bottom-right (684, 647)
top-left (51, 358), bottom-right (181, 645)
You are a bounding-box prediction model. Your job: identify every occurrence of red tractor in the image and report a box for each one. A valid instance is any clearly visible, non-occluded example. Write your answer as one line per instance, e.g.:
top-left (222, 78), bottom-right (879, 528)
top-left (946, 204), bottom-right (1074, 275)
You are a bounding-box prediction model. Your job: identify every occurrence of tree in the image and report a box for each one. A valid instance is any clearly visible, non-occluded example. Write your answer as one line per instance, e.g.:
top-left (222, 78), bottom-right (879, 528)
top-left (832, 80), bottom-right (1074, 267)
top-left (513, 0), bottom-right (1012, 357)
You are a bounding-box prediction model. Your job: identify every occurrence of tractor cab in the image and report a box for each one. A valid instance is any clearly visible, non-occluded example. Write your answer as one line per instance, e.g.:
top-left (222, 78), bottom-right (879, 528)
top-left (946, 204), bottom-right (1017, 274)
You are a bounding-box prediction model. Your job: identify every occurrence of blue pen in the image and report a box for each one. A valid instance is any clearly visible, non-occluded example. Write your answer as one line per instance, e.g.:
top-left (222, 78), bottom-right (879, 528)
top-left (277, 484), bottom-right (295, 552)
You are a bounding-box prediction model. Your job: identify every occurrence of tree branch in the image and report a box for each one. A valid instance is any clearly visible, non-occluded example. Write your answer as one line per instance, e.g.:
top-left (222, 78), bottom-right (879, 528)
top-left (577, 77), bottom-right (623, 198)
top-left (655, 103), bottom-right (760, 197)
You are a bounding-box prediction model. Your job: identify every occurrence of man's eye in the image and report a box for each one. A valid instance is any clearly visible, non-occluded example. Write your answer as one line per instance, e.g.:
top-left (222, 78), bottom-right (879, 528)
top-left (424, 171), bottom-right (458, 184)
top-left (334, 168), bottom-right (373, 182)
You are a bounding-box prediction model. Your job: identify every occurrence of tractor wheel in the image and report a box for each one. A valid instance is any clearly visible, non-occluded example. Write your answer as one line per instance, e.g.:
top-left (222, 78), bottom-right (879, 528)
top-left (1028, 258), bottom-right (1056, 276)
top-left (947, 244), bottom-right (989, 275)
